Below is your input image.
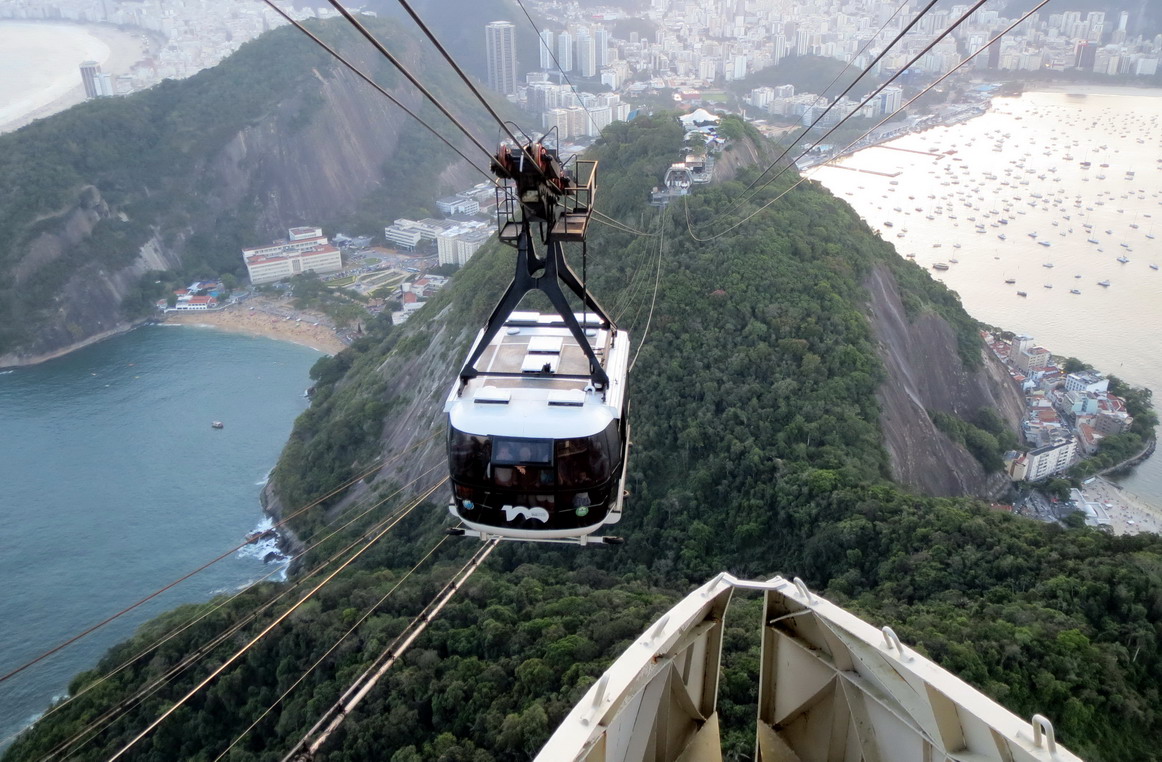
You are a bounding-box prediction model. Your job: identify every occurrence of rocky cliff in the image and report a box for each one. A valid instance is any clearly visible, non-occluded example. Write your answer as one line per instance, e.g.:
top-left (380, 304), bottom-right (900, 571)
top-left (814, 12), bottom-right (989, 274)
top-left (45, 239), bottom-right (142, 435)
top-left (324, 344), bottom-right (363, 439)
top-left (864, 263), bottom-right (1025, 498)
top-left (0, 21), bottom-right (488, 366)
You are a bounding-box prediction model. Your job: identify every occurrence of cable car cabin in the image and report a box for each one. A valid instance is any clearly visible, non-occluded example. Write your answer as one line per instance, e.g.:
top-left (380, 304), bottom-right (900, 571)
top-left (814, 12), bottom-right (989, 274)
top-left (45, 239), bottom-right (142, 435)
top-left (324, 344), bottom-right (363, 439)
top-left (445, 311), bottom-right (629, 543)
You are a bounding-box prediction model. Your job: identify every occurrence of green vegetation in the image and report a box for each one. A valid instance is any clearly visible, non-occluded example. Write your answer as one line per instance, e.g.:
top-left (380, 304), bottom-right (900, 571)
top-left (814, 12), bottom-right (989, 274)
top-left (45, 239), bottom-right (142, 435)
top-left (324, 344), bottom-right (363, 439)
top-left (728, 54), bottom-right (885, 101)
top-left (931, 407), bottom-right (1020, 472)
top-left (7, 116), bottom-right (1162, 762)
top-left (0, 17), bottom-right (500, 355)
top-left (286, 272), bottom-right (367, 328)
top-left (1069, 376), bottom-right (1159, 478)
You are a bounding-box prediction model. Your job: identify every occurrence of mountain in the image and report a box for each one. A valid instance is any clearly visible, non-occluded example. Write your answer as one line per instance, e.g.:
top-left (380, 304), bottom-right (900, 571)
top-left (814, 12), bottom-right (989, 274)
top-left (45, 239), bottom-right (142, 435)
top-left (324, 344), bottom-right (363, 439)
top-left (0, 18), bottom-right (496, 367)
top-left (5, 116), bottom-right (1162, 762)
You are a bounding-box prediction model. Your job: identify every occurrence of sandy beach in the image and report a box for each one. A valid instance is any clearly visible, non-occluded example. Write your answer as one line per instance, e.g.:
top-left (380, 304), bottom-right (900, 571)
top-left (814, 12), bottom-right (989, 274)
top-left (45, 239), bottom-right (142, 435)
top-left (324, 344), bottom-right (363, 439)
top-left (0, 21), bottom-right (155, 133)
top-left (163, 299), bottom-right (347, 356)
top-left (1081, 476), bottom-right (1162, 536)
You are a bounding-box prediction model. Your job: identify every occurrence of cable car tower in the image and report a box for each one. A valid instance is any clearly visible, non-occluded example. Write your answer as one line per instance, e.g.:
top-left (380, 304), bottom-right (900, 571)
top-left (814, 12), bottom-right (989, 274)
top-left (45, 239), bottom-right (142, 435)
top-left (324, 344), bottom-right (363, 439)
top-left (444, 138), bottom-right (629, 544)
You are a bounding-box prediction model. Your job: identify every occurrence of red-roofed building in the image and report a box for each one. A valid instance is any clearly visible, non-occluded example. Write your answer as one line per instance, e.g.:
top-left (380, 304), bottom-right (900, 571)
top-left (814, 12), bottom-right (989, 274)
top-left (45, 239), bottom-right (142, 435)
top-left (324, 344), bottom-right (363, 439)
top-left (243, 227), bottom-right (342, 284)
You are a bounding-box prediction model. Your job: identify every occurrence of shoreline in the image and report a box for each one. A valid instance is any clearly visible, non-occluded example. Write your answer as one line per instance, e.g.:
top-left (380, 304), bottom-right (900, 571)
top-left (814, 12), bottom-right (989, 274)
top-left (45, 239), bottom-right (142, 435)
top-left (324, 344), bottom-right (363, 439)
top-left (0, 319), bottom-right (151, 370)
top-left (162, 302), bottom-right (347, 356)
top-left (1082, 476), bottom-right (1162, 536)
top-left (0, 20), bottom-right (158, 134)
top-left (0, 301), bottom-right (347, 371)
top-left (1026, 83), bottom-right (1162, 98)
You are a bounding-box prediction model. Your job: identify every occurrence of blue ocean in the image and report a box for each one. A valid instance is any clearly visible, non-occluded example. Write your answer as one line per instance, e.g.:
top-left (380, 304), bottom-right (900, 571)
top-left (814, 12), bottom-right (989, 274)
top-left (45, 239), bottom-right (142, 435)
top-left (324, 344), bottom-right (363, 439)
top-left (0, 325), bottom-right (320, 746)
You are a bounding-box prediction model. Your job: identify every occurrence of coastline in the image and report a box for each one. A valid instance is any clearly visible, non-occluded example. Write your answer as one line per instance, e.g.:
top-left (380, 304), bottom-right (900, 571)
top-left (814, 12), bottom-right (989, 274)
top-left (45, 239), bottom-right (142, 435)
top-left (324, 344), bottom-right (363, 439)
top-left (1027, 84), bottom-right (1162, 98)
top-left (0, 21), bottom-right (156, 134)
top-left (162, 302), bottom-right (347, 356)
top-left (0, 319), bottom-right (152, 370)
top-left (1082, 477), bottom-right (1162, 536)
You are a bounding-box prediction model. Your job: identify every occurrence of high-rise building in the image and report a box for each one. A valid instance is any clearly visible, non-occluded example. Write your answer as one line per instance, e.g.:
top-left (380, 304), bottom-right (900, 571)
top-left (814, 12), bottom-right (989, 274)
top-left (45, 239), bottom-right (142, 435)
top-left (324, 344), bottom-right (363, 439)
top-left (1075, 40), bottom-right (1096, 71)
top-left (594, 27), bottom-right (611, 67)
top-left (557, 30), bottom-right (573, 72)
top-left (576, 30), bottom-right (597, 77)
top-left (485, 21), bottom-right (517, 97)
top-left (539, 28), bottom-right (555, 69)
top-left (79, 61), bottom-right (102, 99)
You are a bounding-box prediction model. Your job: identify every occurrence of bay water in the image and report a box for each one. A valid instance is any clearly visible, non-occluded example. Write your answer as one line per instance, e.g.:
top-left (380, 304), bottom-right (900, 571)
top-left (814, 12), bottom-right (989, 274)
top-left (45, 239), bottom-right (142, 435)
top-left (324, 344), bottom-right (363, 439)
top-left (0, 325), bottom-right (319, 746)
top-left (811, 89), bottom-right (1162, 505)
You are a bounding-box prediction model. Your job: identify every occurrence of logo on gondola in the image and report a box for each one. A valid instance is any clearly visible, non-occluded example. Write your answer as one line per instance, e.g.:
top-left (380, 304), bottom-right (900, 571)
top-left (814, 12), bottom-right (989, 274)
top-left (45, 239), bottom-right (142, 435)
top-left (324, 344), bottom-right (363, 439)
top-left (501, 504), bottom-right (550, 523)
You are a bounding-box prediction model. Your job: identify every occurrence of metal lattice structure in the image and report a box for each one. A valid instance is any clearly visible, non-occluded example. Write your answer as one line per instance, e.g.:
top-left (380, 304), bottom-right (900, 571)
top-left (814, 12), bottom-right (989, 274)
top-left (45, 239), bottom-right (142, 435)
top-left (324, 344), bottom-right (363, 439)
top-left (537, 573), bottom-right (1083, 762)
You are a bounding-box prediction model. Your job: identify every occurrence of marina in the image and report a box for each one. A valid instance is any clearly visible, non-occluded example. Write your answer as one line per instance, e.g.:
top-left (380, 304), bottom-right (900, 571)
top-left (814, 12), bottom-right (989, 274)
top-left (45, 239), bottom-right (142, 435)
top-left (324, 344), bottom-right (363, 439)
top-left (811, 89), bottom-right (1162, 509)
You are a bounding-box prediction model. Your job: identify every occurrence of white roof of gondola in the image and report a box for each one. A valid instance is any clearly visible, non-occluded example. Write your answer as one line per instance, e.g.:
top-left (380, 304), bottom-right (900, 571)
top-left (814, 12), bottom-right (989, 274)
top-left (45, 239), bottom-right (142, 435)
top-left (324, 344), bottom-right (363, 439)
top-left (445, 311), bottom-right (629, 440)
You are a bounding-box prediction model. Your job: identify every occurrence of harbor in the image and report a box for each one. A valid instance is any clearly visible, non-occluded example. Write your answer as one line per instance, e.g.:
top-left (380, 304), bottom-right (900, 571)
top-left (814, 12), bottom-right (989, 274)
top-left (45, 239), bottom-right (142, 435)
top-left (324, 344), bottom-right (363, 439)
top-left (811, 88), bottom-right (1162, 517)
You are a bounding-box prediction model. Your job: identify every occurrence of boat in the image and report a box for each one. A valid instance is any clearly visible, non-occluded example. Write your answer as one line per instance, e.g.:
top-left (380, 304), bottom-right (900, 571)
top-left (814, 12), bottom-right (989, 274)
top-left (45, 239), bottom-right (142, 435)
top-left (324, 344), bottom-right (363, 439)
top-left (1016, 291), bottom-right (1027, 297)
top-left (1043, 263), bottom-right (1053, 268)
top-left (1098, 280), bottom-right (1111, 287)
top-left (1004, 278), bottom-right (1016, 284)
top-left (932, 263), bottom-right (950, 271)
top-left (1039, 240), bottom-right (1051, 247)
top-left (211, 421), bottom-right (224, 429)
top-left (997, 233), bottom-right (1006, 240)
top-left (1071, 289), bottom-right (1081, 294)
top-left (1151, 264), bottom-right (1159, 270)
top-left (1117, 256), bottom-right (1130, 264)
top-left (1087, 238), bottom-right (1099, 244)
top-left (1044, 284), bottom-right (1053, 289)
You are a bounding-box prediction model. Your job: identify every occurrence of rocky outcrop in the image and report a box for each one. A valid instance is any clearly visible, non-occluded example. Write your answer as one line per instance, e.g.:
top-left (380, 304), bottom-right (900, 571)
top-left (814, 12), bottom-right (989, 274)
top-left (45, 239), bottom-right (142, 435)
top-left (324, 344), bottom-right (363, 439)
top-left (0, 36), bottom-right (483, 366)
top-left (712, 134), bottom-right (765, 183)
top-left (864, 263), bottom-right (1025, 498)
top-left (0, 185), bottom-right (184, 367)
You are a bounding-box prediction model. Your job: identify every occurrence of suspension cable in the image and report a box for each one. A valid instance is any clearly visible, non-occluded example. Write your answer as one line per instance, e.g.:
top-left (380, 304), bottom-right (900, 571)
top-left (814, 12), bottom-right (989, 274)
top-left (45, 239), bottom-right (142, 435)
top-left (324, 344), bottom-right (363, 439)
top-left (630, 208), bottom-right (666, 372)
top-left (318, 1), bottom-right (498, 168)
top-left (393, 0), bottom-right (539, 166)
top-left (35, 455), bottom-right (441, 732)
top-left (0, 429), bottom-right (437, 688)
top-left (686, 0), bottom-right (995, 242)
top-left (106, 479), bottom-right (447, 762)
top-left (593, 209), bottom-right (660, 237)
top-left (727, 0), bottom-right (938, 209)
top-left (512, 0), bottom-right (605, 137)
top-left (211, 535), bottom-right (451, 761)
top-left (262, 0), bottom-right (492, 181)
top-left (40, 466), bottom-right (445, 761)
top-left (684, 0), bottom-right (1052, 243)
top-left (281, 538), bottom-right (500, 761)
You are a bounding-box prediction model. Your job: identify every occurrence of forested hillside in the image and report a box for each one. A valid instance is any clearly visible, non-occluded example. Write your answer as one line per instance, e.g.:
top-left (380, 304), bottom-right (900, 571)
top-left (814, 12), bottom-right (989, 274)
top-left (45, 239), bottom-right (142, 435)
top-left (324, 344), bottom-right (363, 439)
top-left (7, 117), bottom-right (1162, 762)
top-left (0, 18), bottom-right (498, 363)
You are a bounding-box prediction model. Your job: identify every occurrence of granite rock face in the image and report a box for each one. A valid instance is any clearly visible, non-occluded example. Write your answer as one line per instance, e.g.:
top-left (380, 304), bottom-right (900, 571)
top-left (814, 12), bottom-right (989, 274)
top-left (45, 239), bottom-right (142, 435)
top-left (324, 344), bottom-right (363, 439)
top-left (864, 263), bottom-right (1024, 498)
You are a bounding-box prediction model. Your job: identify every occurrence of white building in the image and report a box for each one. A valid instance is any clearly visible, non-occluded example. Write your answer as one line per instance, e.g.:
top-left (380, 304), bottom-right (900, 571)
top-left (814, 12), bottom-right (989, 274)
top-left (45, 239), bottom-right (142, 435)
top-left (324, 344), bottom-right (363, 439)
top-left (557, 30), bottom-right (573, 72)
top-left (436, 194), bottom-right (481, 216)
top-left (384, 218), bottom-right (456, 250)
top-left (1064, 370), bottom-right (1108, 393)
top-left (1023, 437), bottom-right (1079, 481)
top-left (539, 28), bottom-right (555, 69)
top-left (437, 225), bottom-right (493, 267)
top-left (242, 227), bottom-right (342, 285)
top-left (485, 21), bottom-right (517, 97)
